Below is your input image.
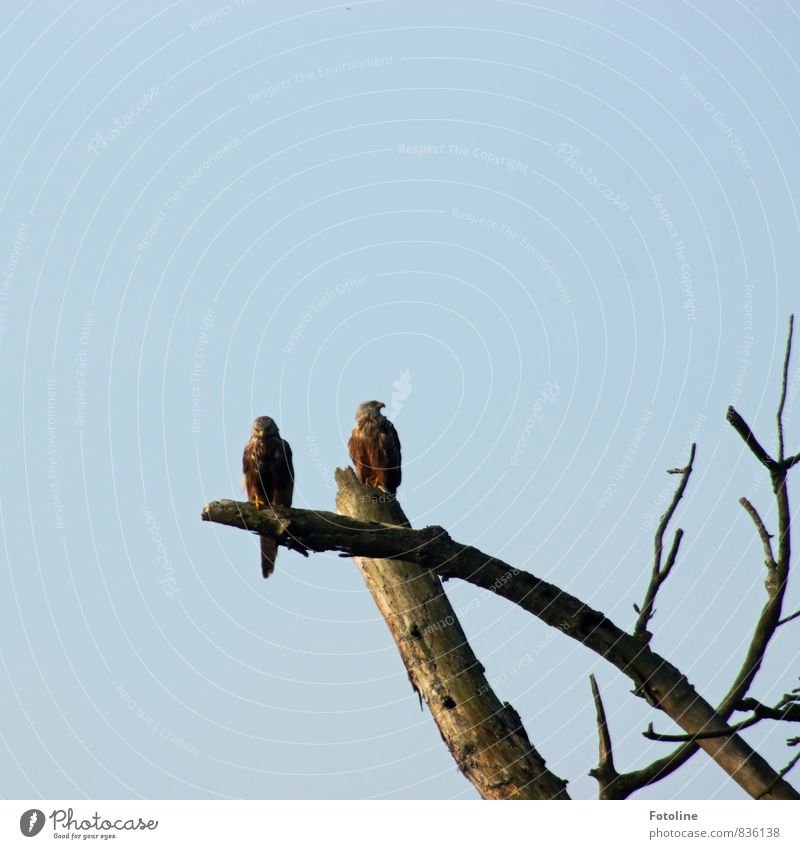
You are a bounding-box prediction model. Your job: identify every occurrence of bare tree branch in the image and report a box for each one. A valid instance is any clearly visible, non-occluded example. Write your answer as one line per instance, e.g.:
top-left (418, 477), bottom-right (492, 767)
top-left (779, 750), bottom-right (800, 777)
top-left (779, 609), bottom-right (800, 627)
top-left (739, 696), bottom-right (800, 723)
top-left (203, 493), bottom-right (799, 799)
top-left (777, 314), bottom-right (794, 462)
top-left (643, 695), bottom-right (800, 742)
top-left (643, 715), bottom-right (763, 742)
top-left (726, 407), bottom-right (776, 469)
top-left (633, 444), bottom-right (695, 644)
top-left (588, 674), bottom-right (622, 799)
top-left (695, 318), bottom-right (795, 757)
top-left (727, 316), bottom-right (795, 472)
top-left (608, 743), bottom-right (696, 798)
top-left (718, 470), bottom-right (790, 715)
top-left (739, 497), bottom-right (776, 570)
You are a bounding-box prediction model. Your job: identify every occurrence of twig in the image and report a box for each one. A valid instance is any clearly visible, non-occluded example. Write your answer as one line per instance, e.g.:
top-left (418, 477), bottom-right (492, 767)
top-left (655, 445), bottom-right (695, 561)
top-left (739, 497), bottom-right (777, 570)
top-left (779, 750), bottom-right (800, 777)
top-left (633, 444), bottom-right (695, 643)
top-left (740, 696), bottom-right (800, 723)
top-left (643, 715), bottom-right (762, 742)
top-left (588, 675), bottom-right (621, 799)
top-left (777, 315), bottom-right (794, 462)
top-left (643, 695), bottom-right (800, 742)
top-left (778, 609), bottom-right (800, 626)
top-left (661, 529), bottom-right (684, 583)
top-left (727, 406), bottom-right (776, 469)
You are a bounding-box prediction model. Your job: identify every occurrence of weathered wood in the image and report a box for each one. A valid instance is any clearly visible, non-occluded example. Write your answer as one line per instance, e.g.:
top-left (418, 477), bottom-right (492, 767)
top-left (332, 468), bottom-right (569, 799)
top-left (202, 484), bottom-right (798, 800)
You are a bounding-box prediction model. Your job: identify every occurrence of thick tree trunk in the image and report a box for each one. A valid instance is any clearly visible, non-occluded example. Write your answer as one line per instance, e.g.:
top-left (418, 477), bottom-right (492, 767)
top-left (333, 468), bottom-right (569, 799)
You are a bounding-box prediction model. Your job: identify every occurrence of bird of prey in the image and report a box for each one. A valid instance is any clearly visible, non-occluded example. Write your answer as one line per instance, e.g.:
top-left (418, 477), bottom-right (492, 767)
top-left (348, 400), bottom-right (402, 493)
top-left (242, 416), bottom-right (294, 578)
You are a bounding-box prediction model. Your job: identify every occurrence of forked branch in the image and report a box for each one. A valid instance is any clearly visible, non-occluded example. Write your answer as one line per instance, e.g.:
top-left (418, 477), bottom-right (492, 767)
top-left (588, 675), bottom-right (622, 799)
top-left (633, 444), bottom-right (695, 643)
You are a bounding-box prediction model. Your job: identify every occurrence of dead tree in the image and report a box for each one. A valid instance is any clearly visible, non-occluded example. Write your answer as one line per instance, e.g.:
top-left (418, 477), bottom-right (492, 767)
top-left (202, 317), bottom-right (800, 800)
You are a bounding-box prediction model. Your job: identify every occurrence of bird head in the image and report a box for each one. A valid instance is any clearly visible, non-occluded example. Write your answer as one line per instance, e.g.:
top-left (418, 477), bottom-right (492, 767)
top-left (355, 400), bottom-right (386, 419)
top-left (251, 415), bottom-right (279, 438)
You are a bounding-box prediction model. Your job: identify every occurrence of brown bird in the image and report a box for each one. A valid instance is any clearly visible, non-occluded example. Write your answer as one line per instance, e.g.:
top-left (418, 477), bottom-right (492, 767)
top-left (242, 416), bottom-right (294, 578)
top-left (348, 400), bottom-right (402, 493)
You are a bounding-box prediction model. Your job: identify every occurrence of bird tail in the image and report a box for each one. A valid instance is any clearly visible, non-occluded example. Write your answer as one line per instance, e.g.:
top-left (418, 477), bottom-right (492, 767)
top-left (260, 535), bottom-right (277, 579)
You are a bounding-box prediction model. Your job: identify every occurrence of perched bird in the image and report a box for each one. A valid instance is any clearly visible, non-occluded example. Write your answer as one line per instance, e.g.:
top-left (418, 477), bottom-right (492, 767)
top-left (242, 416), bottom-right (294, 578)
top-left (348, 400), bottom-right (402, 493)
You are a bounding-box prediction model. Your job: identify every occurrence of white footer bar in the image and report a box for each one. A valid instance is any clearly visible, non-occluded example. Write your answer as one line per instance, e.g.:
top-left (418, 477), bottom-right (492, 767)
top-left (2, 800), bottom-right (797, 848)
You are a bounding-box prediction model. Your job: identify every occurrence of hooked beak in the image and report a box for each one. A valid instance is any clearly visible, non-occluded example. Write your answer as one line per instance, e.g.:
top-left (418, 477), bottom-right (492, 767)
top-left (377, 402), bottom-right (385, 410)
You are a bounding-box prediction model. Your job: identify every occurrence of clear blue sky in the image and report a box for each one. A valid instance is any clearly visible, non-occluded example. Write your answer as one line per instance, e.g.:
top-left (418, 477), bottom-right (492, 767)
top-left (1, 0), bottom-right (799, 800)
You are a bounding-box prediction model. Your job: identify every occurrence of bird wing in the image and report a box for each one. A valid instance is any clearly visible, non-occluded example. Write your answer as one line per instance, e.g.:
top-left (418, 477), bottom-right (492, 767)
top-left (270, 438), bottom-right (294, 506)
top-left (381, 418), bottom-right (402, 493)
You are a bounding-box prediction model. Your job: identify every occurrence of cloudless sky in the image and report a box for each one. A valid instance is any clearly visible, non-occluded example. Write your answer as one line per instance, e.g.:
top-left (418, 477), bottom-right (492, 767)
top-left (1, 0), bottom-right (799, 800)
